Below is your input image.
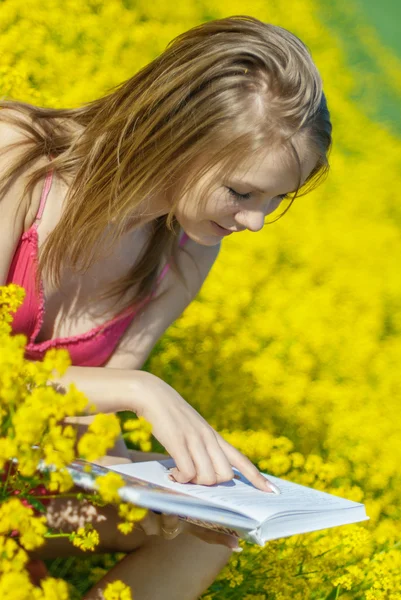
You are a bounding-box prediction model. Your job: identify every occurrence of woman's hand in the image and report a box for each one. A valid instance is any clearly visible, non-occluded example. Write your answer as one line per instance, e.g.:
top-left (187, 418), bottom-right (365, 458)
top-left (131, 371), bottom-right (280, 494)
top-left (137, 511), bottom-right (241, 550)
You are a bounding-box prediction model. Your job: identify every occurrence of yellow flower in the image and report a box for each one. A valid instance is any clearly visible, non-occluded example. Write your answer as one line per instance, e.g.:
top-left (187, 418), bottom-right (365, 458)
top-left (117, 503), bottom-right (147, 534)
top-left (123, 417), bottom-right (152, 434)
top-left (48, 468), bottom-right (74, 493)
top-left (14, 448), bottom-right (41, 478)
top-left (70, 524), bottom-right (100, 552)
top-left (123, 417), bottom-right (152, 452)
top-left (118, 503), bottom-right (147, 522)
top-left (42, 348), bottom-right (71, 378)
top-left (331, 574), bottom-right (353, 591)
top-left (0, 570), bottom-right (35, 599)
top-left (12, 403), bottom-right (47, 446)
top-left (103, 580), bottom-right (133, 600)
top-left (90, 413), bottom-right (121, 438)
top-left (34, 577), bottom-right (70, 600)
top-left (0, 438), bottom-right (18, 470)
top-left (78, 413), bottom-right (121, 461)
top-left (0, 499), bottom-right (47, 551)
top-left (77, 433), bottom-right (100, 462)
top-left (42, 423), bottom-right (76, 469)
top-left (95, 471), bottom-right (125, 504)
top-left (117, 521), bottom-right (134, 535)
top-left (0, 284), bottom-right (25, 318)
top-left (0, 536), bottom-right (29, 573)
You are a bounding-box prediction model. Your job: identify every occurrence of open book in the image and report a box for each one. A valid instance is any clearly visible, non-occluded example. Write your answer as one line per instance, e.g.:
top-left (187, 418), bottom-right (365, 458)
top-left (66, 458), bottom-right (369, 546)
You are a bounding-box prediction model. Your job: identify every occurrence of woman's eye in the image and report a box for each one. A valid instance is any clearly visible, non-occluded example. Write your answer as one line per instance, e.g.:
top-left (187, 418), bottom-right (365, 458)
top-left (278, 193), bottom-right (288, 200)
top-left (226, 187), bottom-right (252, 200)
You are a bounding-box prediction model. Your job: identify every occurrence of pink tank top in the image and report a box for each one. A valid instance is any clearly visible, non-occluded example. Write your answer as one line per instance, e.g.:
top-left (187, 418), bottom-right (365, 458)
top-left (6, 167), bottom-right (189, 367)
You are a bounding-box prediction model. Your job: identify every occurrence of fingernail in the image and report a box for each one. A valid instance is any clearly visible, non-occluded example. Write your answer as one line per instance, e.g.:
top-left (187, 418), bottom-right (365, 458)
top-left (266, 480), bottom-right (281, 495)
top-left (231, 546), bottom-right (243, 553)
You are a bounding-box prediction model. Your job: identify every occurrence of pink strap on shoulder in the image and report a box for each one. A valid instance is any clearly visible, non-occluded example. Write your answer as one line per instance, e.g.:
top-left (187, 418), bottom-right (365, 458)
top-left (33, 169), bottom-right (53, 230)
top-left (179, 231), bottom-right (189, 247)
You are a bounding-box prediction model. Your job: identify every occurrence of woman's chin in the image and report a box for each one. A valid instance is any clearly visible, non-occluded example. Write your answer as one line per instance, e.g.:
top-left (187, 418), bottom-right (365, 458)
top-left (192, 233), bottom-right (222, 247)
top-left (180, 227), bottom-right (221, 247)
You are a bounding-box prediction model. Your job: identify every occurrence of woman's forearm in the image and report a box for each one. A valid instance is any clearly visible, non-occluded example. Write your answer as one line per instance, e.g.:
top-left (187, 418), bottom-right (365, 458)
top-left (52, 365), bottom-right (146, 458)
top-left (54, 365), bottom-right (145, 416)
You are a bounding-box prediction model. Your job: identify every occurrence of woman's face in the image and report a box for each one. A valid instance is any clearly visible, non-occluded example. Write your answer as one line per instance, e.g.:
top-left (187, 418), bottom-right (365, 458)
top-left (173, 139), bottom-right (318, 246)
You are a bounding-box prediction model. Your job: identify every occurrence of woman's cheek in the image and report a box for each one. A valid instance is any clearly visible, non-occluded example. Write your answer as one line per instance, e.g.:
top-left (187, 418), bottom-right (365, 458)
top-left (266, 197), bottom-right (282, 215)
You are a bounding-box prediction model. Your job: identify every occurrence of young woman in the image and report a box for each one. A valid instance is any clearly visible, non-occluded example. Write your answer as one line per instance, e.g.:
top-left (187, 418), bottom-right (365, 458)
top-left (0, 15), bottom-right (331, 600)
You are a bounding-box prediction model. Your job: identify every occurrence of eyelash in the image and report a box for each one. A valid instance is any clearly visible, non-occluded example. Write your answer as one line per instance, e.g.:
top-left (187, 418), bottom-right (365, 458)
top-left (226, 187), bottom-right (288, 201)
top-left (227, 187), bottom-right (252, 200)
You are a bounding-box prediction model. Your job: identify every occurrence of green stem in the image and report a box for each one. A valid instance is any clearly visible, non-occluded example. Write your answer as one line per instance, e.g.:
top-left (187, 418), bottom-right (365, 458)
top-left (31, 493), bottom-right (94, 500)
top-left (1, 460), bottom-right (13, 496)
top-left (313, 543), bottom-right (343, 559)
top-left (44, 532), bottom-right (71, 539)
top-left (32, 495), bottom-right (70, 500)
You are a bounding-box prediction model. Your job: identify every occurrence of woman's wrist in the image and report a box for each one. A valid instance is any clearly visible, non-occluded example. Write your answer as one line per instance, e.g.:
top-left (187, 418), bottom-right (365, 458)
top-left (126, 369), bottom-right (159, 416)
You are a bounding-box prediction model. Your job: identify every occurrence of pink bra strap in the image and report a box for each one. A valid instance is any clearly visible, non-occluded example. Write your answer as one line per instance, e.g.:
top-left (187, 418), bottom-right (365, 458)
top-left (179, 231), bottom-right (189, 247)
top-left (33, 169), bottom-right (53, 230)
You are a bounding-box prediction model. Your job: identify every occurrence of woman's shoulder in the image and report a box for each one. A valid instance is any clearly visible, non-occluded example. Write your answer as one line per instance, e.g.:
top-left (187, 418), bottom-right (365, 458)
top-left (0, 108), bottom-right (34, 151)
top-left (0, 109), bottom-right (53, 231)
top-left (0, 109), bottom-right (38, 284)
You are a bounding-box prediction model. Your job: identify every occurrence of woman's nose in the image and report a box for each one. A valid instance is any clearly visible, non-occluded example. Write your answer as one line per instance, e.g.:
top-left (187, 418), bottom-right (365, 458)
top-left (234, 196), bottom-right (284, 232)
top-left (234, 209), bottom-right (265, 232)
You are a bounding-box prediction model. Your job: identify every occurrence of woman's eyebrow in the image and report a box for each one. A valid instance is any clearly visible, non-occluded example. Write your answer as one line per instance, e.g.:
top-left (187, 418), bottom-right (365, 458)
top-left (230, 179), bottom-right (297, 195)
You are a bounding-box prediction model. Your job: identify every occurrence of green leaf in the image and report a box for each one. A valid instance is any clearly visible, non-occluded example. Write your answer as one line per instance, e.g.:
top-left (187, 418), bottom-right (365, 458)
top-left (23, 494), bottom-right (47, 513)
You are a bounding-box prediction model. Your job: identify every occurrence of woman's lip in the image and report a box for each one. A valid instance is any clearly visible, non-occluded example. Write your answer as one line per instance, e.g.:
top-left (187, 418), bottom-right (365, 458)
top-left (210, 221), bottom-right (234, 236)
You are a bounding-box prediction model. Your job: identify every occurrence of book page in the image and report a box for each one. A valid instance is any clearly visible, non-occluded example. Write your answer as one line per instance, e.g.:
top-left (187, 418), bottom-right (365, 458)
top-left (110, 459), bottom-right (365, 523)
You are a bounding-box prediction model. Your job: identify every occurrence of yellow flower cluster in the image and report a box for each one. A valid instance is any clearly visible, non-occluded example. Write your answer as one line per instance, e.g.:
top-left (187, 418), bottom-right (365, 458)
top-left (117, 504), bottom-right (148, 535)
top-left (70, 524), bottom-right (100, 552)
top-left (0, 284), bottom-right (122, 484)
top-left (95, 472), bottom-right (126, 504)
top-left (0, 535), bottom-right (70, 599)
top-left (77, 413), bottom-right (122, 461)
top-left (103, 581), bottom-right (133, 600)
top-left (0, 499), bottom-right (47, 551)
top-left (0, 571), bottom-right (69, 600)
top-left (123, 417), bottom-right (152, 453)
top-left (0, 285), bottom-right (137, 596)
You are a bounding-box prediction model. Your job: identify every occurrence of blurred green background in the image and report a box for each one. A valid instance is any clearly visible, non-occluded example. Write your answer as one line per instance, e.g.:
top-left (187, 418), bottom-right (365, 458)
top-left (321, 0), bottom-right (401, 133)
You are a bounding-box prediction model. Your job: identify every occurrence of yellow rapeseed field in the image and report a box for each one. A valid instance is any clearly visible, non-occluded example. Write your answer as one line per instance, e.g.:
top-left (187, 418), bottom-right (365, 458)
top-left (0, 0), bottom-right (400, 598)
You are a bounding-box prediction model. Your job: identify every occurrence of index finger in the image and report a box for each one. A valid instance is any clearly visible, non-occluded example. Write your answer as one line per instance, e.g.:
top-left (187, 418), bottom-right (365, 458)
top-left (218, 437), bottom-right (281, 494)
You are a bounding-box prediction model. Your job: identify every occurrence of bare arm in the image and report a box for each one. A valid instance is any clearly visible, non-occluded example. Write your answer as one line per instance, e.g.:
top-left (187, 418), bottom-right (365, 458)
top-left (57, 365), bottom-right (145, 414)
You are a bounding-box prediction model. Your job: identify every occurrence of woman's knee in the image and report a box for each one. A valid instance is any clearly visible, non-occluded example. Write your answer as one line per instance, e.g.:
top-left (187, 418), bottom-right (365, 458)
top-left (141, 530), bottom-right (233, 570)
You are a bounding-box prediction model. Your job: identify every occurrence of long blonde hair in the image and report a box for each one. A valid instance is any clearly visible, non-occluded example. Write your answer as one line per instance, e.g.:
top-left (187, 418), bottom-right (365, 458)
top-left (0, 15), bottom-right (331, 315)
